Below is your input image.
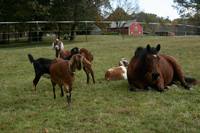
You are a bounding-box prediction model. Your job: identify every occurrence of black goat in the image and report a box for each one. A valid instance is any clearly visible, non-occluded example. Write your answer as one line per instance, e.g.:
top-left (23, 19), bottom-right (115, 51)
top-left (28, 47), bottom-right (81, 91)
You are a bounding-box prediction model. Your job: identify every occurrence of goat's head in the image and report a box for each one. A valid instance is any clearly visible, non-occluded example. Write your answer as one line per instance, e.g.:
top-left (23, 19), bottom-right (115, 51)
top-left (52, 39), bottom-right (64, 53)
top-left (119, 58), bottom-right (129, 67)
top-left (70, 47), bottom-right (81, 55)
top-left (69, 54), bottom-right (91, 71)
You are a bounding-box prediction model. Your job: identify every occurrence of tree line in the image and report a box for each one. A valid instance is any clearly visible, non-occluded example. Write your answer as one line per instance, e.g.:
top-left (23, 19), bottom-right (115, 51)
top-left (0, 0), bottom-right (199, 44)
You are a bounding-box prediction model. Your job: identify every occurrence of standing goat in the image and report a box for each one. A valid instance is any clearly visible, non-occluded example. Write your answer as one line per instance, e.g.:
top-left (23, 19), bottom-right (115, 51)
top-left (28, 47), bottom-right (81, 91)
top-left (52, 39), bottom-right (95, 83)
top-left (50, 54), bottom-right (91, 105)
top-left (104, 58), bottom-right (129, 80)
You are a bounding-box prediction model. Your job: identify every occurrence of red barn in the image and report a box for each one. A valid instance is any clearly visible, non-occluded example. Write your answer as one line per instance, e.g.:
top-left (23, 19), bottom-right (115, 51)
top-left (109, 20), bottom-right (143, 35)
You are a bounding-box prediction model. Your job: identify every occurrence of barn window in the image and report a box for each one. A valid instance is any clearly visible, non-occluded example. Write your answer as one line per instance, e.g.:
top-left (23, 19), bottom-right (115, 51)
top-left (135, 27), bottom-right (137, 31)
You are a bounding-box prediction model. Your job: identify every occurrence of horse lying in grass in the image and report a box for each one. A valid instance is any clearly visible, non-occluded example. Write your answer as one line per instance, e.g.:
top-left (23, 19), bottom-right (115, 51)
top-left (52, 39), bottom-right (95, 83)
top-left (28, 47), bottom-right (81, 91)
top-left (104, 58), bottom-right (129, 80)
top-left (127, 44), bottom-right (199, 92)
top-left (50, 54), bottom-right (91, 105)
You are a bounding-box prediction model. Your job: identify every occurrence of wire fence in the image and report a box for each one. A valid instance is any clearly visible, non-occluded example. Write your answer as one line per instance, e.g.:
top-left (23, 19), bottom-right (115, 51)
top-left (0, 21), bottom-right (200, 45)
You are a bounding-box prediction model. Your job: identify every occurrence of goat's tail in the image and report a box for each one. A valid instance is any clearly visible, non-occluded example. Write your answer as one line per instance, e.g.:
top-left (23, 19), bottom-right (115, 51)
top-left (28, 54), bottom-right (34, 64)
top-left (184, 76), bottom-right (200, 85)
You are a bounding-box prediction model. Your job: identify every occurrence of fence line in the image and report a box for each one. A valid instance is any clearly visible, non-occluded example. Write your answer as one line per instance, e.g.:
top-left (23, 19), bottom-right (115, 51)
top-left (0, 21), bottom-right (200, 45)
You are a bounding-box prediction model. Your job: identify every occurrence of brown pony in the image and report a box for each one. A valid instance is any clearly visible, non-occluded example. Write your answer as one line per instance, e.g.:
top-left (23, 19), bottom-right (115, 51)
top-left (127, 44), bottom-right (199, 92)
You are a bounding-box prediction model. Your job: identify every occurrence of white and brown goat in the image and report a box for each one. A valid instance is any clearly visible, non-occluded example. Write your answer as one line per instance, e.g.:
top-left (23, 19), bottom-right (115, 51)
top-left (52, 39), bottom-right (95, 83)
top-left (104, 58), bottom-right (129, 81)
top-left (50, 54), bottom-right (91, 105)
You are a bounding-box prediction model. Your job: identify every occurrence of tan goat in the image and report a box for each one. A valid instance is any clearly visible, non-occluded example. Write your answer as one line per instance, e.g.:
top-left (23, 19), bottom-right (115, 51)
top-left (50, 54), bottom-right (91, 105)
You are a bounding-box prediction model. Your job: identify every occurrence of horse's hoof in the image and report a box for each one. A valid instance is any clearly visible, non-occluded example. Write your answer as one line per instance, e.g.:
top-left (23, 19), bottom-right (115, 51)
top-left (189, 88), bottom-right (193, 91)
top-left (130, 86), bottom-right (136, 91)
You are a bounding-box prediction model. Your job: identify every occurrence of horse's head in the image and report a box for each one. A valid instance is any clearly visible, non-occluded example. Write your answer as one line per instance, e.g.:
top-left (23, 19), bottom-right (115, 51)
top-left (145, 44), bottom-right (161, 82)
top-left (52, 39), bottom-right (64, 53)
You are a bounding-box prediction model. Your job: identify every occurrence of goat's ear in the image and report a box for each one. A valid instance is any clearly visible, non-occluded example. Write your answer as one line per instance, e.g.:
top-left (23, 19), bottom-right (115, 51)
top-left (60, 42), bottom-right (64, 51)
top-left (52, 42), bottom-right (55, 50)
top-left (83, 56), bottom-right (91, 66)
top-left (156, 44), bottom-right (160, 52)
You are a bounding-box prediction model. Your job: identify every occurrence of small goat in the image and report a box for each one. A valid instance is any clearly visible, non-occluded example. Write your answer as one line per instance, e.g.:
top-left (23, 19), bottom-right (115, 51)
top-left (50, 54), bottom-right (91, 105)
top-left (52, 39), bottom-right (95, 83)
top-left (51, 39), bottom-right (67, 58)
top-left (104, 58), bottom-right (129, 80)
top-left (28, 47), bottom-right (81, 91)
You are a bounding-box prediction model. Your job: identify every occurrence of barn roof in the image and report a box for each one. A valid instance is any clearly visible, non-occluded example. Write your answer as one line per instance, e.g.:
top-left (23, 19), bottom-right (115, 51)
top-left (110, 20), bottom-right (143, 28)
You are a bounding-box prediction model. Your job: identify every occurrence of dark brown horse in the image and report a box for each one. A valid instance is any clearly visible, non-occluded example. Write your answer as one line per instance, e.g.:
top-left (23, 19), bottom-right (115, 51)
top-left (127, 44), bottom-right (199, 92)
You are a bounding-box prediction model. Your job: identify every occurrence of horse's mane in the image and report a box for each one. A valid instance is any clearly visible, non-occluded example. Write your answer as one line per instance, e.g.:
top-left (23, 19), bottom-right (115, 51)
top-left (134, 46), bottom-right (159, 61)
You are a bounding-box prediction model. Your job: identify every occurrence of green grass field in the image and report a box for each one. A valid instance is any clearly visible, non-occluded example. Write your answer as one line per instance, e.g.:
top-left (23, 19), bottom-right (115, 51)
top-left (0, 35), bottom-right (200, 132)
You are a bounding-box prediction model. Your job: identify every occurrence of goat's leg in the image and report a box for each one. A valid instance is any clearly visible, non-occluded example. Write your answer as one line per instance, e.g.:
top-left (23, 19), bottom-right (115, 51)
top-left (59, 85), bottom-right (64, 97)
top-left (33, 74), bottom-right (42, 91)
top-left (63, 83), bottom-right (71, 105)
top-left (68, 84), bottom-right (73, 105)
top-left (83, 67), bottom-right (90, 84)
top-left (51, 81), bottom-right (56, 99)
top-left (87, 65), bottom-right (96, 83)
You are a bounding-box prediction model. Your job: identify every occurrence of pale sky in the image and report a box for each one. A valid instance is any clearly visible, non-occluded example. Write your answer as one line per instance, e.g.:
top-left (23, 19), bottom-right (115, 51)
top-left (139, 0), bottom-right (180, 20)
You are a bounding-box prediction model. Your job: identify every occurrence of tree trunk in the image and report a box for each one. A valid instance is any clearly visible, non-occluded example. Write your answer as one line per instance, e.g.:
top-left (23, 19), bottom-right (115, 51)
top-left (28, 29), bottom-right (33, 42)
top-left (2, 32), bottom-right (7, 44)
top-left (58, 23), bottom-right (61, 40)
top-left (70, 23), bottom-right (76, 41)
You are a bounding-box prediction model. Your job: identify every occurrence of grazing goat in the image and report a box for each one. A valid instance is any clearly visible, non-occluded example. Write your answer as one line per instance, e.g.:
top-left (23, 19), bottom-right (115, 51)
top-left (50, 54), bottom-right (91, 105)
top-left (52, 39), bottom-right (95, 83)
top-left (104, 58), bottom-right (129, 80)
top-left (28, 47), bottom-right (81, 91)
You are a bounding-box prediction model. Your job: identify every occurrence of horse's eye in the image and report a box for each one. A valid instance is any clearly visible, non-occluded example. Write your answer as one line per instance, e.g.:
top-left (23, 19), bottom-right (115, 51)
top-left (147, 57), bottom-right (150, 61)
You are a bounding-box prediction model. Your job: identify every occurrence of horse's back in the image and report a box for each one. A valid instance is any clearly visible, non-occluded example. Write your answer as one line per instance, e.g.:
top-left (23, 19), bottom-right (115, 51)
top-left (158, 55), bottom-right (174, 86)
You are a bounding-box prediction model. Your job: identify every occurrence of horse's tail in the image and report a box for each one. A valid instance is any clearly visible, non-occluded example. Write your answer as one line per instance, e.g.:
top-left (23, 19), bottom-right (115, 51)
top-left (28, 54), bottom-right (34, 64)
top-left (184, 76), bottom-right (200, 85)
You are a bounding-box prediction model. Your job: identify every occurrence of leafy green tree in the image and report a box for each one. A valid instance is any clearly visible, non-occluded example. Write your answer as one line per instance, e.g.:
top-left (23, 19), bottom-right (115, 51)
top-left (172, 0), bottom-right (200, 18)
top-left (50, 0), bottom-right (110, 41)
top-left (173, 0), bottom-right (200, 35)
top-left (0, 0), bottom-right (51, 43)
